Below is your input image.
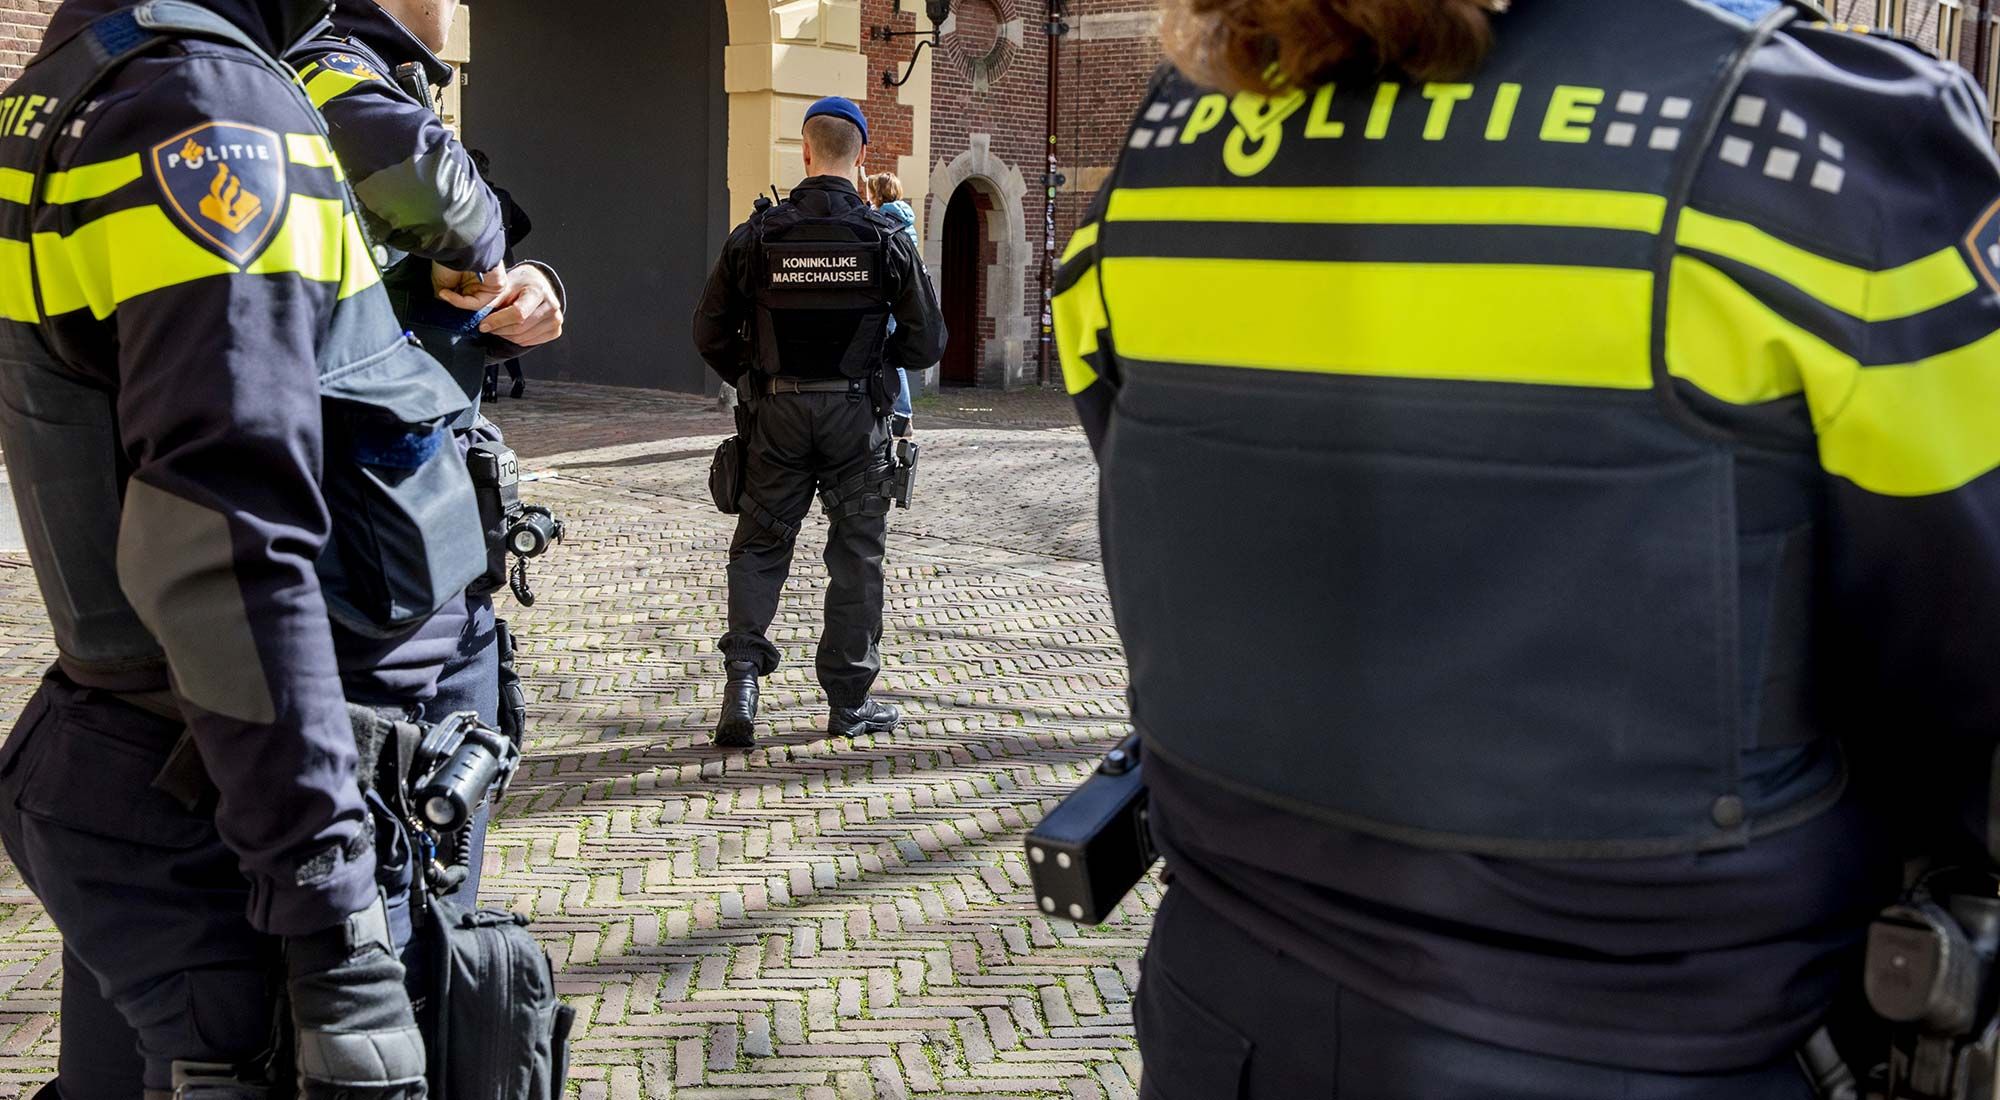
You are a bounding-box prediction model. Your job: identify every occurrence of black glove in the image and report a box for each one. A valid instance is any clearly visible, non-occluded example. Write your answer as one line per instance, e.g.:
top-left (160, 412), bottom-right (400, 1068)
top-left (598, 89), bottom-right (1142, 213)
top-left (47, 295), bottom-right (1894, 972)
top-left (285, 896), bottom-right (427, 1099)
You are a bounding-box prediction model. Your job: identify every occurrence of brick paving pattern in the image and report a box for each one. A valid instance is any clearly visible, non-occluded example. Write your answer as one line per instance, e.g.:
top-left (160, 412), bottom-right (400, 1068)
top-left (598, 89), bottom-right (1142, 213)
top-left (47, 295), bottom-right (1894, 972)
top-left (0, 384), bottom-right (1151, 1099)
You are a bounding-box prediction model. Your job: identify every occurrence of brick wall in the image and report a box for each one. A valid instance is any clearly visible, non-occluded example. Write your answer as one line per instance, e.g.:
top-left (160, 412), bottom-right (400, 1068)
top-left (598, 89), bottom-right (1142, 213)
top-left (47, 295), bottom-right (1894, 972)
top-left (860, 0), bottom-right (918, 176)
top-left (925, 0), bottom-right (1159, 388)
top-left (0, 1), bottom-right (56, 84)
top-left (1051, 0), bottom-right (1157, 276)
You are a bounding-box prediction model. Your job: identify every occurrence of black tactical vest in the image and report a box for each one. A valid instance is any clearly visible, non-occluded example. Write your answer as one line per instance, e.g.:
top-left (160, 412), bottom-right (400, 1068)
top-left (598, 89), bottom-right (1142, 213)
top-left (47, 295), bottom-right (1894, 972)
top-left (1093, 0), bottom-right (1845, 859)
top-left (751, 199), bottom-right (896, 380)
top-left (0, 2), bottom-right (485, 692)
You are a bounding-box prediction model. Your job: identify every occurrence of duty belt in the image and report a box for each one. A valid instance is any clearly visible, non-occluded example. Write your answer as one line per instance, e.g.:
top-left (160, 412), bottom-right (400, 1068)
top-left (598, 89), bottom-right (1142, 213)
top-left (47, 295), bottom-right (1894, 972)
top-left (766, 377), bottom-right (860, 395)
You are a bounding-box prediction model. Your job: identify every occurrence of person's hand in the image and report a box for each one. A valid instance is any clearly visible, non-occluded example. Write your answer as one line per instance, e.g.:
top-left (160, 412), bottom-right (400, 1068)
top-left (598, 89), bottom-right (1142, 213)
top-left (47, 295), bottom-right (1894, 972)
top-left (285, 898), bottom-right (427, 1099)
top-left (438, 263), bottom-right (565, 349)
top-left (431, 261), bottom-right (504, 303)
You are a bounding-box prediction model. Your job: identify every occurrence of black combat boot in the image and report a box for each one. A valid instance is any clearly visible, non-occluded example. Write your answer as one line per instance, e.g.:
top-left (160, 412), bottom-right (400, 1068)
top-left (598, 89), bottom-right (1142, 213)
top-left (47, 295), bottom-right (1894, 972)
top-left (715, 661), bottom-right (760, 748)
top-left (829, 699), bottom-right (901, 739)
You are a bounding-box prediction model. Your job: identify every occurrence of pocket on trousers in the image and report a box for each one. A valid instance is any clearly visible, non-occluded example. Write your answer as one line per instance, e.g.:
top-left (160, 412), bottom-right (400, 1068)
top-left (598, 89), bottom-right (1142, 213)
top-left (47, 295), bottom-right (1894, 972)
top-left (15, 706), bottom-right (211, 850)
top-left (1136, 966), bottom-right (1252, 1100)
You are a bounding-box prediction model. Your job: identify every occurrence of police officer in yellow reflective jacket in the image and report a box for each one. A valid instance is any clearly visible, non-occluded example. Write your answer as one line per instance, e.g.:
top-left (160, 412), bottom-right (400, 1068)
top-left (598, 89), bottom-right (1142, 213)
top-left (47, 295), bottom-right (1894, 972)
top-left (0, 0), bottom-right (489, 1095)
top-left (1056, 0), bottom-right (2000, 1094)
top-left (289, 0), bottom-right (566, 911)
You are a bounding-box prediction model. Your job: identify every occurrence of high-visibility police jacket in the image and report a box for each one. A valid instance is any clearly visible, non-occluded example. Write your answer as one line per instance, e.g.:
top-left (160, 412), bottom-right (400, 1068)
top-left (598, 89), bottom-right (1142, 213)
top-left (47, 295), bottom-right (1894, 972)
top-left (0, 0), bottom-right (481, 935)
top-left (1057, 0), bottom-right (2000, 1064)
top-left (291, 0), bottom-right (501, 276)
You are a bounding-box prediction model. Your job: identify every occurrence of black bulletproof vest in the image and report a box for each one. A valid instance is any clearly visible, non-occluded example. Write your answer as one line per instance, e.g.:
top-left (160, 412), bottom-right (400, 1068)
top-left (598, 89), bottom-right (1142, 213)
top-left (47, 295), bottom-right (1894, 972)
top-left (1095, 0), bottom-right (1843, 860)
top-left (0, 1), bottom-right (485, 691)
top-left (751, 199), bottom-right (895, 379)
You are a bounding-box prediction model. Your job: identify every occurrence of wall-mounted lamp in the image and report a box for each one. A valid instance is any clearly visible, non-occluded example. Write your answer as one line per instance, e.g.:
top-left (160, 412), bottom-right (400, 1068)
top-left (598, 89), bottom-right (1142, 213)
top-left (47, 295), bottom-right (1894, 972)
top-left (871, 0), bottom-right (952, 88)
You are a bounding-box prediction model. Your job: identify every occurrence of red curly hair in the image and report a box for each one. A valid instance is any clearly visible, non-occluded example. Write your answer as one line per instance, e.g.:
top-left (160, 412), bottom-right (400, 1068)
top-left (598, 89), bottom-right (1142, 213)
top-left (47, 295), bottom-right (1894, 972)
top-left (1161, 0), bottom-right (1498, 94)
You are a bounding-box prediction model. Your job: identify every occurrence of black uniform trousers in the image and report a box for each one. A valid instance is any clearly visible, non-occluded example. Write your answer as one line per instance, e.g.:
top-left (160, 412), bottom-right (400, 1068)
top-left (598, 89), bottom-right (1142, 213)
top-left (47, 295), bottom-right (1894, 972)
top-left (1138, 887), bottom-right (1818, 1100)
top-left (0, 678), bottom-right (276, 1097)
top-left (721, 385), bottom-right (892, 708)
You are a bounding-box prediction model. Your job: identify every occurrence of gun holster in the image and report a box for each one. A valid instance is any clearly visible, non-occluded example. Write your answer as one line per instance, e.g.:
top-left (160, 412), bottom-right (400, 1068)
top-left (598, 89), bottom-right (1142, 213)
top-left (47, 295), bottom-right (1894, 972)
top-left (1862, 871), bottom-right (2000, 1099)
top-left (711, 398), bottom-right (752, 516)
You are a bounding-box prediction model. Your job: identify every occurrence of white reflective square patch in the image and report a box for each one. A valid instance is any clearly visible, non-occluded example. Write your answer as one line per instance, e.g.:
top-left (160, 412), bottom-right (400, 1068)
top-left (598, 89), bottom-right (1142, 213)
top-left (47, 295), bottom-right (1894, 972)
top-left (1605, 122), bottom-right (1637, 147)
top-left (1811, 161), bottom-right (1846, 194)
top-left (1778, 110), bottom-right (1809, 140)
top-left (1732, 96), bottom-right (1766, 128)
top-left (1145, 102), bottom-right (1170, 123)
top-left (1616, 91), bottom-right (1648, 115)
top-left (1764, 147), bottom-right (1800, 182)
top-left (1819, 133), bottom-right (1845, 160)
top-left (1720, 136), bottom-right (1755, 167)
top-left (1650, 127), bottom-right (1682, 152)
top-left (1661, 97), bottom-right (1693, 121)
top-left (1129, 129), bottom-right (1155, 149)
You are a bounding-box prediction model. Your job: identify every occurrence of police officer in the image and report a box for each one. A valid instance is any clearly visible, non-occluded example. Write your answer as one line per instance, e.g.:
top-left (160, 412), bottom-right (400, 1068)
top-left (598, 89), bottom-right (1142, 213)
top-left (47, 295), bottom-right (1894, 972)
top-left (1056, 0), bottom-right (2000, 1094)
top-left (0, 0), bottom-right (493, 1095)
top-left (291, 0), bottom-right (565, 902)
top-left (693, 97), bottom-right (945, 748)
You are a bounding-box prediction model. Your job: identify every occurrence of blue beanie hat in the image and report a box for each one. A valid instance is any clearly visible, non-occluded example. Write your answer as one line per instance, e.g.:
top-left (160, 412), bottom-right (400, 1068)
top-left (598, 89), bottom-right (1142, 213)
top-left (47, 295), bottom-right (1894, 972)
top-left (804, 96), bottom-right (869, 145)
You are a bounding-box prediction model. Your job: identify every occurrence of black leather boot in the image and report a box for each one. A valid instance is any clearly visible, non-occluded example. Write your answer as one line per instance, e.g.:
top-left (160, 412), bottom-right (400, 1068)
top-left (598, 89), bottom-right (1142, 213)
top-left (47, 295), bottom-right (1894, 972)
top-left (715, 661), bottom-right (760, 747)
top-left (829, 698), bottom-right (901, 739)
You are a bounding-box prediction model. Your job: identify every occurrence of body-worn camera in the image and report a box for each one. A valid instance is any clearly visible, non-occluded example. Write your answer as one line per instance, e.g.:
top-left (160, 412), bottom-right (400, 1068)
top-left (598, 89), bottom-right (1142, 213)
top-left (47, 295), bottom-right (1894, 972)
top-left (1863, 871), bottom-right (2000, 1099)
top-left (1025, 734), bottom-right (1156, 925)
top-left (467, 439), bottom-right (566, 606)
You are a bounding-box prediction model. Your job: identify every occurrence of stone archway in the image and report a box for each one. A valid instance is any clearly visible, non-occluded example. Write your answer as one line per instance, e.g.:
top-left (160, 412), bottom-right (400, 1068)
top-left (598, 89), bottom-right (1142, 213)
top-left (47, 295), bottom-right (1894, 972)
top-left (925, 135), bottom-right (1031, 388)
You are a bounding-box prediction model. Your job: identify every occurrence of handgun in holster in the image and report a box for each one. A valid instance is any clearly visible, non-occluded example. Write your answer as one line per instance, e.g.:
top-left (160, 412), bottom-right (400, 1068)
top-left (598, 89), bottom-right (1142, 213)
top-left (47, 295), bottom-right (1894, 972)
top-left (890, 436), bottom-right (918, 509)
top-left (1025, 734), bottom-right (1156, 925)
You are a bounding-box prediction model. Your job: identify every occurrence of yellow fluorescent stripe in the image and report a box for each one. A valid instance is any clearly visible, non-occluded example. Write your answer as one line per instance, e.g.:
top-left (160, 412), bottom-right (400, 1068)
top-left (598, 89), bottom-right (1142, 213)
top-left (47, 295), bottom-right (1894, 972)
top-left (1053, 265), bottom-right (1106, 395)
top-left (35, 207), bottom-right (236, 318)
top-left (1101, 256), bottom-right (1654, 389)
top-left (43, 155), bottom-right (142, 204)
top-left (0, 238), bottom-right (34, 322)
top-left (1677, 208), bottom-right (1977, 322)
top-left (1820, 331), bottom-right (2000, 496)
top-left (1669, 254), bottom-right (2000, 496)
top-left (34, 196), bottom-right (352, 318)
top-left (1061, 222), bottom-right (1099, 266)
top-left (1, 156), bottom-right (143, 206)
top-left (337, 212), bottom-right (382, 300)
top-left (304, 68), bottom-right (376, 109)
top-left (286, 133), bottom-right (343, 175)
top-left (244, 195), bottom-right (346, 282)
top-left (1666, 256), bottom-right (1819, 408)
top-left (1106, 186), bottom-right (1668, 234)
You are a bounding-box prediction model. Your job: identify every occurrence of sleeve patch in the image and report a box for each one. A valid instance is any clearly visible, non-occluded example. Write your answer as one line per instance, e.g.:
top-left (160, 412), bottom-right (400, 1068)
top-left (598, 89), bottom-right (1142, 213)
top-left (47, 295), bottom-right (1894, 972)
top-left (320, 51), bottom-right (386, 81)
top-left (149, 122), bottom-right (288, 264)
top-left (1964, 197), bottom-right (2000, 297)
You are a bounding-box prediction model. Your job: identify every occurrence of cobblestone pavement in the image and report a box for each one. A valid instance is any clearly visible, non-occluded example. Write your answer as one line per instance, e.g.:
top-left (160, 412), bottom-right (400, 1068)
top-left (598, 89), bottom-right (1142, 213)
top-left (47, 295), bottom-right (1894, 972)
top-left (0, 384), bottom-right (1153, 1099)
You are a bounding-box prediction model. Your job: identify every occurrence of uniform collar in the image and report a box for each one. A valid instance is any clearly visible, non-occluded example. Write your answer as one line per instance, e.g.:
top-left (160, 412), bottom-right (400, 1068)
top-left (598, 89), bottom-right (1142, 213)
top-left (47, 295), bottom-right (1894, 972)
top-left (330, 0), bottom-right (453, 86)
top-left (790, 175), bottom-right (865, 206)
top-left (43, 0), bottom-right (293, 59)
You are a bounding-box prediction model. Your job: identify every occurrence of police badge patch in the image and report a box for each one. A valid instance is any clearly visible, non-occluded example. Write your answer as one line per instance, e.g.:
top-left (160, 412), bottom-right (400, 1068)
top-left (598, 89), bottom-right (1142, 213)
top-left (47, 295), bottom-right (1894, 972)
top-left (1966, 197), bottom-right (2000, 297)
top-left (320, 51), bottom-right (385, 81)
top-left (149, 122), bottom-right (287, 264)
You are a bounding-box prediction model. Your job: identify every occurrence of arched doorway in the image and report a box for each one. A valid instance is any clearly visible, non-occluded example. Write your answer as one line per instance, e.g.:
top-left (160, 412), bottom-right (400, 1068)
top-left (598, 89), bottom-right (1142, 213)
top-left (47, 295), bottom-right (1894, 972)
top-left (940, 182), bottom-right (984, 387)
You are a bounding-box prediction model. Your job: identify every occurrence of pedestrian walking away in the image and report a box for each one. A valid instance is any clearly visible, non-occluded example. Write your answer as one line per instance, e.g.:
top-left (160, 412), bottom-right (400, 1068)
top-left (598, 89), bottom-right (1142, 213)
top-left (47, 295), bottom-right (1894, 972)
top-left (868, 170), bottom-right (922, 439)
top-left (693, 95), bottom-right (946, 749)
